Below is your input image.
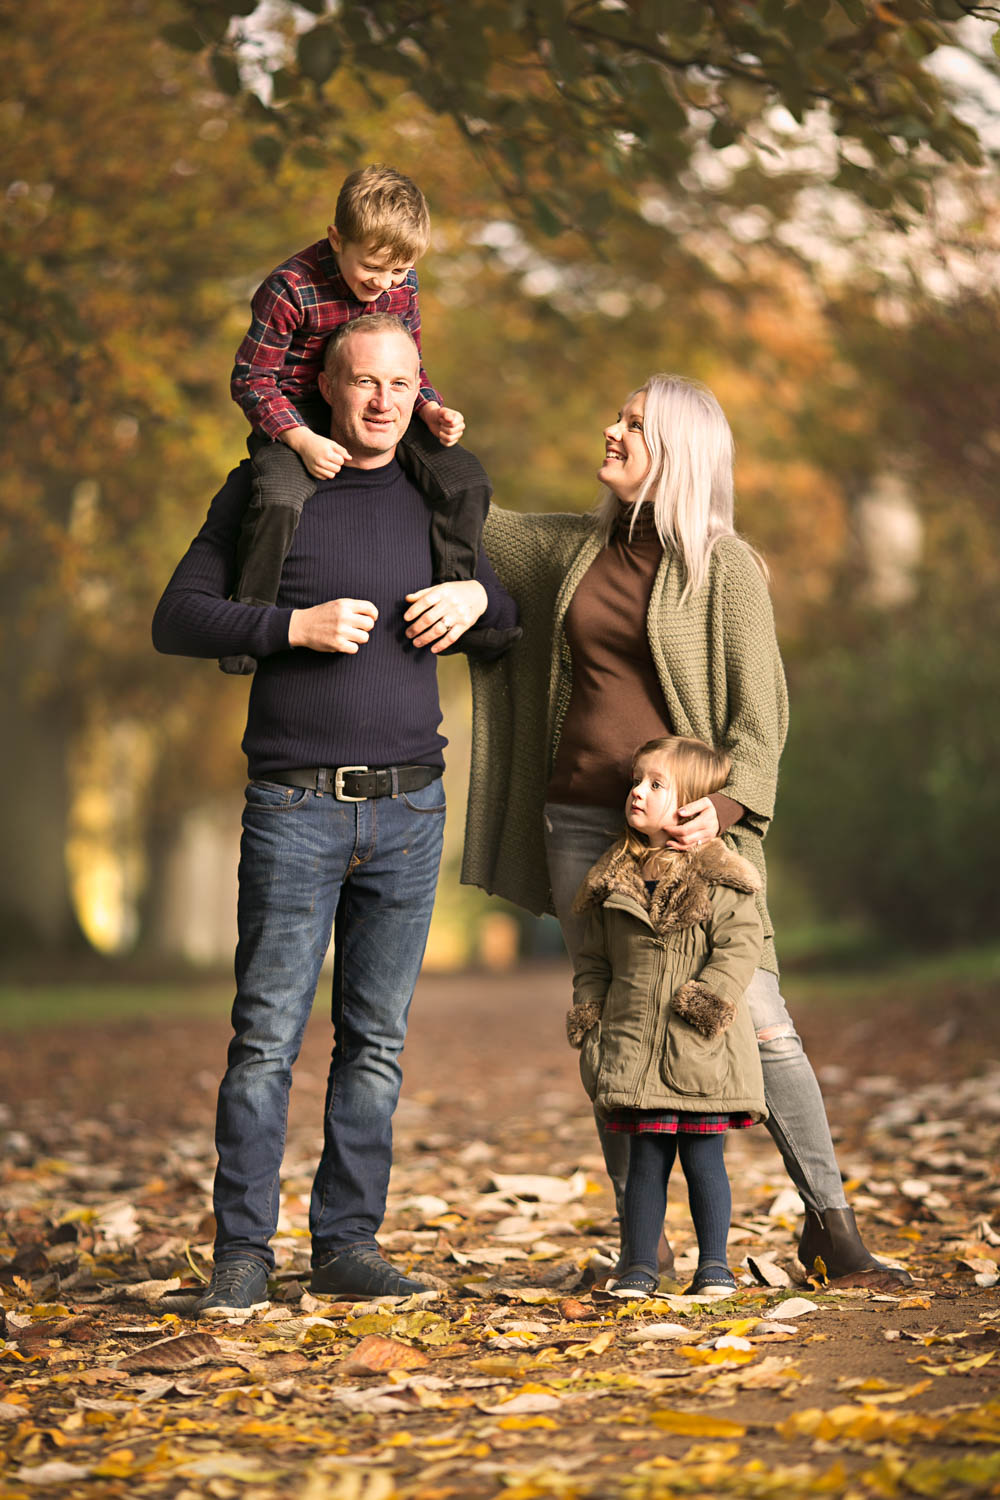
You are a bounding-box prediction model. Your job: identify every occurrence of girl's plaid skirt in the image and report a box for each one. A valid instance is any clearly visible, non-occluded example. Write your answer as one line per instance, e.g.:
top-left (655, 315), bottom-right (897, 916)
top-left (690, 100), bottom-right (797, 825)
top-left (604, 1110), bottom-right (755, 1135)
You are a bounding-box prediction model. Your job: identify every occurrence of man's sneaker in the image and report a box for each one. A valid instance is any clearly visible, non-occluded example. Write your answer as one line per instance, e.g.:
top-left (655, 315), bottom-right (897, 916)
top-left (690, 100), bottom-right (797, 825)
top-left (195, 1256), bottom-right (270, 1318)
top-left (310, 1244), bottom-right (428, 1300)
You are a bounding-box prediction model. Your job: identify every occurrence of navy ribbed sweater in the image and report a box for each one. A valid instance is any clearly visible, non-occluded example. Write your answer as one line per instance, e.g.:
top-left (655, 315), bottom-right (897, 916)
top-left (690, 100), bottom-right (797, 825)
top-left (152, 459), bottom-right (517, 777)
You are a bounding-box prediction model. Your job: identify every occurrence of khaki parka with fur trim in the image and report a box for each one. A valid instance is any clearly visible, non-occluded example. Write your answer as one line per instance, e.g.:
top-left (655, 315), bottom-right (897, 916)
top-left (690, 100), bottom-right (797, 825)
top-left (567, 840), bottom-right (768, 1120)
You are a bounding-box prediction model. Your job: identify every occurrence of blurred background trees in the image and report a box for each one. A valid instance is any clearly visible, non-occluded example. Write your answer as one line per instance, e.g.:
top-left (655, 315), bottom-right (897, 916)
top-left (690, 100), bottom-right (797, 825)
top-left (2, 0), bottom-right (998, 966)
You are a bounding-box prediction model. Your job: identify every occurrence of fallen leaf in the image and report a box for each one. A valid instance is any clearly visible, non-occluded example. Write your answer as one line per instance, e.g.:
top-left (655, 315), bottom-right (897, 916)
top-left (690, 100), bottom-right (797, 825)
top-left (116, 1333), bottom-right (228, 1373)
top-left (764, 1298), bottom-right (818, 1320)
top-left (623, 1323), bottom-right (691, 1342)
top-left (489, 1172), bottom-right (589, 1205)
top-left (650, 1410), bottom-right (746, 1437)
top-left (746, 1255), bottom-right (791, 1288)
top-left (340, 1335), bottom-right (431, 1374)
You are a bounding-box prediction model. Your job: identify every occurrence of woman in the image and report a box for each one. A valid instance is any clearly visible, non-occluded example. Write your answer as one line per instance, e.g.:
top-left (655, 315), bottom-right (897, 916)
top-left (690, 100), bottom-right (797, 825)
top-left (463, 373), bottom-right (907, 1285)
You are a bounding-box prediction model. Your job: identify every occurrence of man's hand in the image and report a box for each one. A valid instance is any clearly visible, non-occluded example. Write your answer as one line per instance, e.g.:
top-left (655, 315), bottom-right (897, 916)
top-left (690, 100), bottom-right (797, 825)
top-left (287, 599), bottom-right (378, 654)
top-left (663, 797), bottom-right (721, 852)
top-left (419, 402), bottom-right (466, 447)
top-left (280, 425), bottom-right (352, 479)
top-left (404, 580), bottom-right (487, 653)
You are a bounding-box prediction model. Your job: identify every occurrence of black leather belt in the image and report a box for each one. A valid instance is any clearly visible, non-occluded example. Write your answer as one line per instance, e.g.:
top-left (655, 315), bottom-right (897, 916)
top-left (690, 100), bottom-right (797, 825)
top-left (267, 765), bottom-right (441, 802)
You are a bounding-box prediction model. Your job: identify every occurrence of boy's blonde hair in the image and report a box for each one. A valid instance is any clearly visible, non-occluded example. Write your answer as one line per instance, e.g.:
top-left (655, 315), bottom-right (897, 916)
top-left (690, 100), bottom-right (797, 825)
top-left (334, 165), bottom-right (431, 262)
top-left (621, 735), bottom-right (731, 873)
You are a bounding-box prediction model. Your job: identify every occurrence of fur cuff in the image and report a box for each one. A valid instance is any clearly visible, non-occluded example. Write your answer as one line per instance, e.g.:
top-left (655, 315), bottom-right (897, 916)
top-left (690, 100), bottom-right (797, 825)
top-left (566, 997), bottom-right (603, 1048)
top-left (672, 980), bottom-right (737, 1040)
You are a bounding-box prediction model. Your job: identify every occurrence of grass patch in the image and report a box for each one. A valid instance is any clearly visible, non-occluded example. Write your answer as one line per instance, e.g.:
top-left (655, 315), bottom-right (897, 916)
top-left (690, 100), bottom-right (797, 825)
top-left (0, 983), bottom-right (231, 1030)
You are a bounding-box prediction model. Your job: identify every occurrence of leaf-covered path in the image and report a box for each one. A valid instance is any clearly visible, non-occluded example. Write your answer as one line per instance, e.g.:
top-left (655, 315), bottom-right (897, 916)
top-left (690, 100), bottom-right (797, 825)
top-left (3, 961), bottom-right (1000, 1499)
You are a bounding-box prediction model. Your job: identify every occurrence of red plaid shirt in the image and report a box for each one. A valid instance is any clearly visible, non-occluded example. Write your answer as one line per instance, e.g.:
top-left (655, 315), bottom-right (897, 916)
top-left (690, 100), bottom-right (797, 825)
top-left (231, 237), bottom-right (442, 440)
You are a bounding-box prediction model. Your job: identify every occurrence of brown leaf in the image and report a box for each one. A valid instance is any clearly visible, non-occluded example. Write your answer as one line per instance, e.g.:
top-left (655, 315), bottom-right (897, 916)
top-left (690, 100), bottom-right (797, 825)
top-left (340, 1334), bottom-right (432, 1374)
top-left (116, 1332), bottom-right (229, 1372)
top-left (826, 1270), bottom-right (913, 1292)
top-left (559, 1299), bottom-right (591, 1321)
top-left (13, 1316), bottom-right (96, 1347)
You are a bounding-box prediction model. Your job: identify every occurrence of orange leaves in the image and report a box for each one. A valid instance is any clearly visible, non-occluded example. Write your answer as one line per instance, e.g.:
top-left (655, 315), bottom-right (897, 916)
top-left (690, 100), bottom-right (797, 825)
top-left (340, 1334), bottom-right (432, 1375)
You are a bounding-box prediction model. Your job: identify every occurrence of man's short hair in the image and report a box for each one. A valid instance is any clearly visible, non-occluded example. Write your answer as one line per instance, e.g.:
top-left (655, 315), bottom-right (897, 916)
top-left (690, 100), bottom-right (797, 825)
top-left (334, 165), bottom-right (431, 263)
top-left (323, 315), bottom-right (419, 380)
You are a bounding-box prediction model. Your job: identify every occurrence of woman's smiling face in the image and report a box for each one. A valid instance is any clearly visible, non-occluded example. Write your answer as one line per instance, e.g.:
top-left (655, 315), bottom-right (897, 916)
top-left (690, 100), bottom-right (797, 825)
top-left (598, 391), bottom-right (651, 503)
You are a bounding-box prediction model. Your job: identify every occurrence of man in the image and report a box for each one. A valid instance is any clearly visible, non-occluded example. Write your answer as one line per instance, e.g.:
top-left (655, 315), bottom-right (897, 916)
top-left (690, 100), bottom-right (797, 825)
top-left (153, 315), bottom-right (518, 1315)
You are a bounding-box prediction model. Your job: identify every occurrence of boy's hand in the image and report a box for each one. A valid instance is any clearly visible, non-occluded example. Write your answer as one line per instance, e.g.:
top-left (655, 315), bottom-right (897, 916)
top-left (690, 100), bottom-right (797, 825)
top-left (420, 402), bottom-right (466, 447)
top-left (281, 425), bottom-right (352, 479)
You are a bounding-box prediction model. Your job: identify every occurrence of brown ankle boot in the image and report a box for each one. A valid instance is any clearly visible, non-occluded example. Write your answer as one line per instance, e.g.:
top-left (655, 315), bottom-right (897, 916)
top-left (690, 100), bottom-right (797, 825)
top-left (798, 1206), bottom-right (912, 1286)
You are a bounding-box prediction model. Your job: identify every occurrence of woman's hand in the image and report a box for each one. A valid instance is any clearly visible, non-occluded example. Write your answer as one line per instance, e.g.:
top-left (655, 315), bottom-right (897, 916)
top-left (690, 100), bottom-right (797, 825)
top-left (662, 796), bottom-right (720, 852)
top-left (404, 580), bottom-right (488, 653)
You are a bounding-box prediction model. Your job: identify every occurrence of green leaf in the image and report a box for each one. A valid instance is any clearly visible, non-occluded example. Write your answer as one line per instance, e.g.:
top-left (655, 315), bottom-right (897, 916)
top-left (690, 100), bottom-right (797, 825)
top-left (297, 25), bottom-right (342, 86)
top-left (799, 0), bottom-right (830, 18)
top-left (160, 21), bottom-right (205, 52)
top-left (210, 49), bottom-right (241, 95)
top-left (531, 195), bottom-right (563, 237)
top-left (709, 117), bottom-right (739, 149)
top-left (270, 67), bottom-right (298, 101)
top-left (897, 176), bottom-right (927, 213)
top-left (250, 134), bottom-right (284, 171)
top-left (836, 0), bottom-right (867, 23)
top-left (993, 27), bottom-right (1000, 59)
top-left (294, 143), bottom-right (329, 169)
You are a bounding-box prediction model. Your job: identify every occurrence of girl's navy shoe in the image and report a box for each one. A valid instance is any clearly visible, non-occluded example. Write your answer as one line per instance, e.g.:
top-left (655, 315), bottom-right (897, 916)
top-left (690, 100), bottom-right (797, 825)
top-left (684, 1262), bottom-right (737, 1296)
top-left (608, 1266), bottom-right (658, 1298)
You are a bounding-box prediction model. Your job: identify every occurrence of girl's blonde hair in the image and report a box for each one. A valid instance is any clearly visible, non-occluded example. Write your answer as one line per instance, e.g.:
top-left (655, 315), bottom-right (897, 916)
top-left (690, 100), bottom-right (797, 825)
top-left (595, 373), bottom-right (766, 601)
top-left (619, 735), bottom-right (731, 875)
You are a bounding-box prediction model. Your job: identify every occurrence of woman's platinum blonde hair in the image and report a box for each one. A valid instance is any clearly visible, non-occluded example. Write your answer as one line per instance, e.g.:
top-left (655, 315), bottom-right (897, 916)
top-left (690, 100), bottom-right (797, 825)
top-left (596, 373), bottom-right (766, 600)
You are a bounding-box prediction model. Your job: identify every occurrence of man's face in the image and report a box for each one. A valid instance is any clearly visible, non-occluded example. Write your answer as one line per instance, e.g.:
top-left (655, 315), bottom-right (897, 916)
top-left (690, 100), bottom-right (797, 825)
top-left (319, 329), bottom-right (419, 467)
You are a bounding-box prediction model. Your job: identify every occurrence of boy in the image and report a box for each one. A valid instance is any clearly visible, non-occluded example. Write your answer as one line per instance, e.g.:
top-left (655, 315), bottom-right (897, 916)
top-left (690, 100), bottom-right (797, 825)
top-left (223, 164), bottom-right (488, 674)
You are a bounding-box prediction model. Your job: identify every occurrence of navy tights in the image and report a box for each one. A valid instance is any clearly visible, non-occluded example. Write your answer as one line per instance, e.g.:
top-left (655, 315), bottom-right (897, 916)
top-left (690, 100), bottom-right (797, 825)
top-left (623, 1132), bottom-right (732, 1275)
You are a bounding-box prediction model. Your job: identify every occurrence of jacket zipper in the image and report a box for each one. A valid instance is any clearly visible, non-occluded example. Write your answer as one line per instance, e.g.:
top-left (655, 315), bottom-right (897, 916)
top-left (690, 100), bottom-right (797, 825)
top-left (630, 940), bottom-right (667, 1105)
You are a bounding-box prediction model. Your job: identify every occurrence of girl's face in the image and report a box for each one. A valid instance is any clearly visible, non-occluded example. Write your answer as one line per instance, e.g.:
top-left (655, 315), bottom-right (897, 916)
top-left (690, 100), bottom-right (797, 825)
top-left (626, 753), bottom-right (679, 846)
top-left (598, 392), bottom-right (651, 504)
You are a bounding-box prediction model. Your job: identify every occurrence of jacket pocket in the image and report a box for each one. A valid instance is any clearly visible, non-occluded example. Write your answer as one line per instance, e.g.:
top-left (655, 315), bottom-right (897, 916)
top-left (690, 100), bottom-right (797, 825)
top-left (661, 1014), bottom-right (728, 1096)
top-left (579, 1026), bottom-right (601, 1100)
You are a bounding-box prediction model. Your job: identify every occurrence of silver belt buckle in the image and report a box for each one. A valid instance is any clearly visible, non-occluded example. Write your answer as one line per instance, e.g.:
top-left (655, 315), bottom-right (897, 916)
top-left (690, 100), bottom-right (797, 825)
top-left (334, 764), bottom-right (369, 802)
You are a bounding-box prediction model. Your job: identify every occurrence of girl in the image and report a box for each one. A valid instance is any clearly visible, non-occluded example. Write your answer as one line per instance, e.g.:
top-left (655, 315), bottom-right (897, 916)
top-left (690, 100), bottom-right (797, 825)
top-left (567, 735), bottom-right (767, 1297)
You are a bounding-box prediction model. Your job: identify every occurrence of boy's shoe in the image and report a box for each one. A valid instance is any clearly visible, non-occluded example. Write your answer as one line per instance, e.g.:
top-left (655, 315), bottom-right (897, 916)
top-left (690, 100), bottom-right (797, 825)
top-left (684, 1263), bottom-right (737, 1297)
top-left (195, 1256), bottom-right (270, 1318)
top-left (310, 1244), bottom-right (428, 1300)
top-left (608, 1266), bottom-right (659, 1298)
top-left (219, 654), bottom-right (257, 675)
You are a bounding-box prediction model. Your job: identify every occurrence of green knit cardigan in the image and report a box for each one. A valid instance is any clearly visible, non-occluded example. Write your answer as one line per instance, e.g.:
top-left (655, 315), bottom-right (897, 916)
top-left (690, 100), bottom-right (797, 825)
top-left (461, 507), bottom-right (789, 975)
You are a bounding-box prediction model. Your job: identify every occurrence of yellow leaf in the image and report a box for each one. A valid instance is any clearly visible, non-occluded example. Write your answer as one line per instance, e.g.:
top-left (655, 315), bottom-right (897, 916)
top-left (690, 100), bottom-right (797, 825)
top-left (898, 1296), bottom-right (932, 1309)
top-left (711, 1318), bottom-right (760, 1337)
top-left (860, 1380), bottom-right (934, 1404)
top-left (651, 1410), bottom-right (746, 1437)
top-left (679, 1346), bottom-right (757, 1366)
top-left (682, 1442), bottom-right (743, 1463)
top-left (498, 1416), bottom-right (559, 1430)
top-left (574, 1329), bottom-right (615, 1357)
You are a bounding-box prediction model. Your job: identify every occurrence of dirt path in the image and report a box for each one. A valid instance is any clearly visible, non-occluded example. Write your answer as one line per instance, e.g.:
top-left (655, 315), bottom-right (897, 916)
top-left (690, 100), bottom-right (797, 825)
top-left (2, 962), bottom-right (1000, 1497)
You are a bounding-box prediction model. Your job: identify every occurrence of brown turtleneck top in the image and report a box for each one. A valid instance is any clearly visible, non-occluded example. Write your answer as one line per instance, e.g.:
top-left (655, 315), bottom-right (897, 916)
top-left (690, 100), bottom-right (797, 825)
top-left (546, 504), bottom-right (744, 834)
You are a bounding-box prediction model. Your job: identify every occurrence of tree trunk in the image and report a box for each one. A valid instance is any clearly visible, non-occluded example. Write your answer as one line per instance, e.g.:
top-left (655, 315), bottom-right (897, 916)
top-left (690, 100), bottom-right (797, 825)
top-left (0, 684), bottom-right (85, 954)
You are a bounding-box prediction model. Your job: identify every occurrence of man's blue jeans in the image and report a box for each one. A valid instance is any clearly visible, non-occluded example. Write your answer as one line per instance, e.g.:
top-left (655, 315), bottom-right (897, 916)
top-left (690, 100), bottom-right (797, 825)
top-left (212, 776), bottom-right (445, 1271)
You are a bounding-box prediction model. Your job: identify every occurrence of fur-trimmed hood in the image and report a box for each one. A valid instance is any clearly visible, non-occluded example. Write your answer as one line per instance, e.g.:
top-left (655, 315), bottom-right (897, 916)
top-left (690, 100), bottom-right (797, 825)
top-left (573, 838), bottom-right (761, 937)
